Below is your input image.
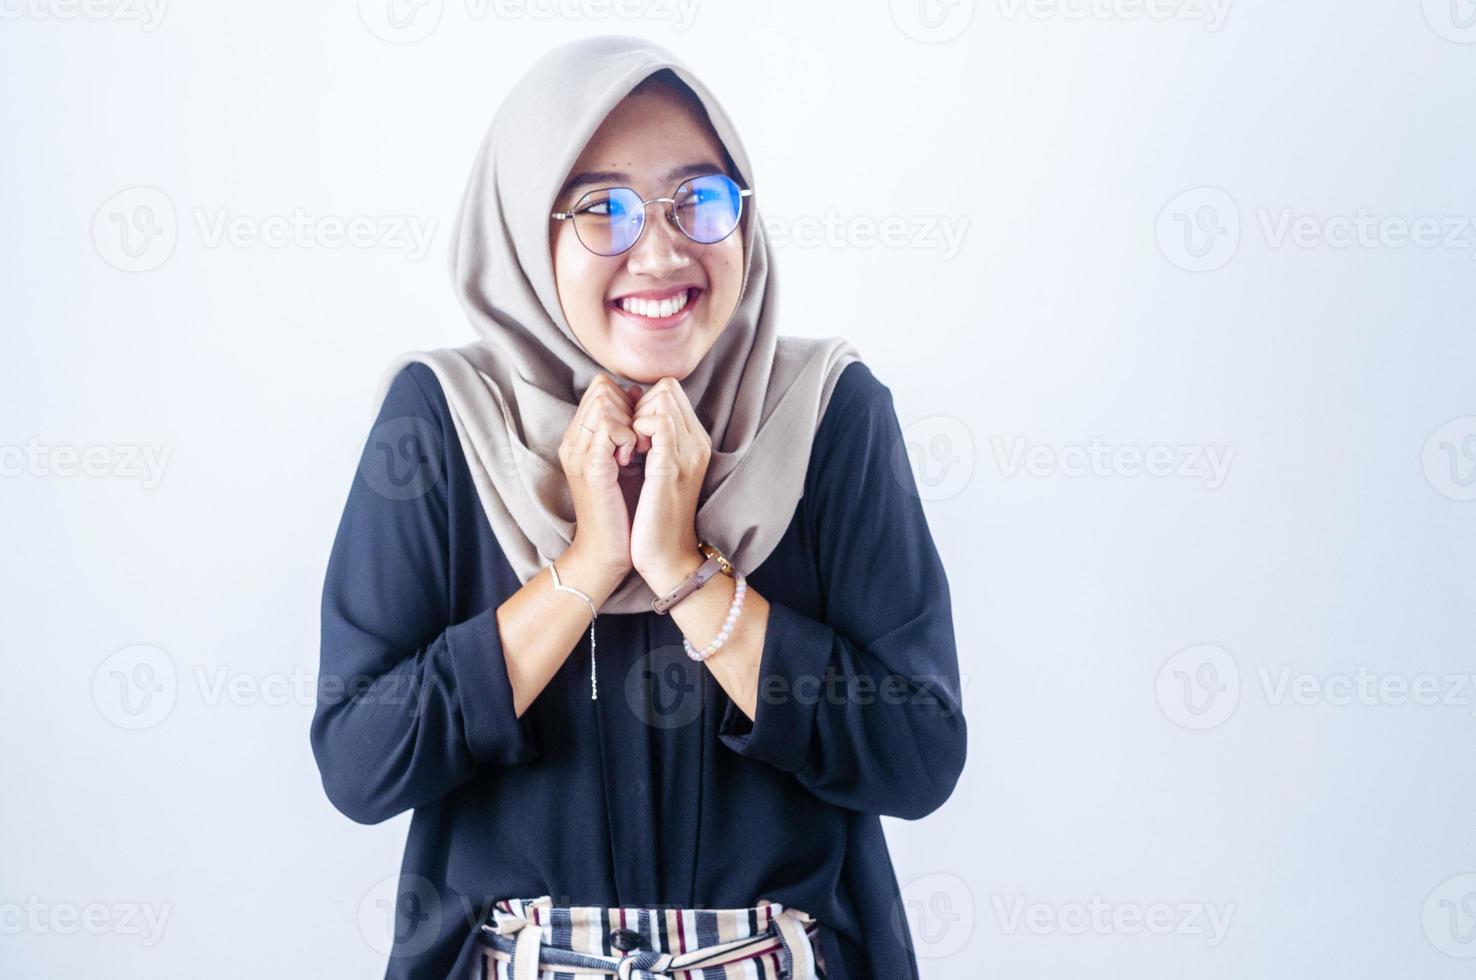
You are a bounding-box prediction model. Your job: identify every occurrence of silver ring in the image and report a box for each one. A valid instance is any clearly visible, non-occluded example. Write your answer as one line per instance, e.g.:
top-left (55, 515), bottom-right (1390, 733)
top-left (578, 422), bottom-right (595, 435)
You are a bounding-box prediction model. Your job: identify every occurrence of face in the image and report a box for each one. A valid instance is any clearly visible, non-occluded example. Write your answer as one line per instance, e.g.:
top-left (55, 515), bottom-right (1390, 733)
top-left (550, 87), bottom-right (746, 385)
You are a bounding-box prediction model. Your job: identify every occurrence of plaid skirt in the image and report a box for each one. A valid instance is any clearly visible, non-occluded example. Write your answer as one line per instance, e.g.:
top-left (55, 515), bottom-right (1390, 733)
top-left (477, 895), bottom-right (828, 980)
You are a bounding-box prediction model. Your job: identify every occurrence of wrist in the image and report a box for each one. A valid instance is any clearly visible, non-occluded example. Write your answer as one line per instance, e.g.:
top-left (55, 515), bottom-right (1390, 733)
top-left (638, 547), bottom-right (706, 597)
top-left (558, 542), bottom-right (628, 607)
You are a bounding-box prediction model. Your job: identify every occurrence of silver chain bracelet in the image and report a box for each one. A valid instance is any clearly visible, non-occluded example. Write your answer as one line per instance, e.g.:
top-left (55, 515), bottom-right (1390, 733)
top-left (548, 560), bottom-right (598, 699)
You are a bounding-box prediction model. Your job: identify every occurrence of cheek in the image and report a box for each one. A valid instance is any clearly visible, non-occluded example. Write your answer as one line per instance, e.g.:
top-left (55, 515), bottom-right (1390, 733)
top-left (706, 239), bottom-right (745, 301)
top-left (553, 236), bottom-right (611, 316)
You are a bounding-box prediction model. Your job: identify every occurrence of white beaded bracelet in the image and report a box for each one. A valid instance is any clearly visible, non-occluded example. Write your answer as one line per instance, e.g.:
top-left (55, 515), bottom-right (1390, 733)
top-left (548, 560), bottom-right (598, 700)
top-left (683, 572), bottom-right (747, 662)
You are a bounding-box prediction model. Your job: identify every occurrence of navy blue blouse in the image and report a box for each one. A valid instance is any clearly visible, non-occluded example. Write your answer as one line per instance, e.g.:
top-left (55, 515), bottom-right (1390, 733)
top-left (311, 358), bottom-right (968, 980)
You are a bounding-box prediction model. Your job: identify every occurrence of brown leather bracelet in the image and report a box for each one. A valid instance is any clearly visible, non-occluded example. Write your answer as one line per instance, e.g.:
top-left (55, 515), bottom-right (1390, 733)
top-left (650, 541), bottom-right (734, 614)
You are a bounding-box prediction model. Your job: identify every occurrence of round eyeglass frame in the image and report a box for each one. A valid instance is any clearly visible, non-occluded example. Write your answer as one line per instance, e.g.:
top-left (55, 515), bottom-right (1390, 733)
top-left (550, 173), bottom-right (754, 257)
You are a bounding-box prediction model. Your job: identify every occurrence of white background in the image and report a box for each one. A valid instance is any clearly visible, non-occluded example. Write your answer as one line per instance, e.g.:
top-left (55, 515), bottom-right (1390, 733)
top-left (3, 1), bottom-right (1475, 977)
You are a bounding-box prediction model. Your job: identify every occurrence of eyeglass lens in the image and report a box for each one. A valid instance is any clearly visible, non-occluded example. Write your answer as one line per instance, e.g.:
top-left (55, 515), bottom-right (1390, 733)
top-left (572, 174), bottom-right (745, 256)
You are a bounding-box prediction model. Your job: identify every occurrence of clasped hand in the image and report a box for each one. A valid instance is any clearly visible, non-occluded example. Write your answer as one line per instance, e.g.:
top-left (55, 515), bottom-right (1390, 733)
top-left (557, 375), bottom-right (711, 598)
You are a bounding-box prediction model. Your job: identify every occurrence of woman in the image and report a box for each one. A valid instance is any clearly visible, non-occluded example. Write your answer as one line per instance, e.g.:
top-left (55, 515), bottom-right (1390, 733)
top-left (311, 35), bottom-right (967, 980)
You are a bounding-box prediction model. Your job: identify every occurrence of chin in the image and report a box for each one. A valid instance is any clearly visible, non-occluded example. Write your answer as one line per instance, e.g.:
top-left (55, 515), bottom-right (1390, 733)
top-left (615, 352), bottom-right (698, 385)
top-left (607, 329), bottom-right (714, 384)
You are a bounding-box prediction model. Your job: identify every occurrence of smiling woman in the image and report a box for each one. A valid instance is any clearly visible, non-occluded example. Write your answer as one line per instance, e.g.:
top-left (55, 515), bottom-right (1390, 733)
top-left (310, 34), bottom-right (967, 980)
top-left (547, 70), bottom-right (746, 383)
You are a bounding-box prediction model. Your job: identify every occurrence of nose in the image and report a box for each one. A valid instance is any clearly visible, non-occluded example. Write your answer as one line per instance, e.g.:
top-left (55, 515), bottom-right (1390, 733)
top-left (624, 200), bottom-right (693, 277)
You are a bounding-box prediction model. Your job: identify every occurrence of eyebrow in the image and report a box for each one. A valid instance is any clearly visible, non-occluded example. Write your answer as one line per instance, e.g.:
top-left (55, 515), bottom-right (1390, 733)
top-left (557, 162), bottom-right (727, 201)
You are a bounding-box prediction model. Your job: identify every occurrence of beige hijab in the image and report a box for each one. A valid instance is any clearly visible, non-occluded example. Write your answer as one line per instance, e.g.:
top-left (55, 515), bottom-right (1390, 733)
top-left (371, 35), bottom-right (861, 614)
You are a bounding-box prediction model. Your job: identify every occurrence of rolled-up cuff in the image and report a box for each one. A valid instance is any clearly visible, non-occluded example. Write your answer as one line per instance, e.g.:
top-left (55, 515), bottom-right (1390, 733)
top-left (718, 598), bottom-right (833, 772)
top-left (445, 607), bottom-right (540, 766)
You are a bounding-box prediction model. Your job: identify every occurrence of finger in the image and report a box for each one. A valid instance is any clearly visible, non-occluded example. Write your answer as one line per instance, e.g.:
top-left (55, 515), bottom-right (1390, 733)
top-left (567, 397), bottom-right (614, 459)
top-left (565, 417), bottom-right (594, 462)
top-left (581, 376), bottom-right (634, 418)
top-left (612, 417), bottom-right (638, 467)
top-left (596, 390), bottom-right (640, 466)
top-left (575, 387), bottom-right (638, 449)
top-left (564, 406), bottom-right (600, 463)
top-left (589, 410), bottom-right (639, 469)
top-left (584, 415), bottom-right (619, 478)
top-left (624, 384), bottom-right (652, 453)
top-left (632, 412), bottom-right (680, 464)
top-left (663, 379), bottom-right (707, 447)
top-left (634, 383), bottom-right (692, 441)
top-left (587, 378), bottom-right (636, 417)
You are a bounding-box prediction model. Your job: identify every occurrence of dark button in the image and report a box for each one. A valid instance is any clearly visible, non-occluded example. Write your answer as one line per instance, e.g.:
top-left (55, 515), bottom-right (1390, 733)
top-left (609, 928), bottom-right (644, 952)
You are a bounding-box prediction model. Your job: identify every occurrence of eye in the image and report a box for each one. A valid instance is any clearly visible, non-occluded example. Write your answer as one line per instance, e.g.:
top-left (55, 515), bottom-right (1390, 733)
top-left (574, 190), bottom-right (624, 218)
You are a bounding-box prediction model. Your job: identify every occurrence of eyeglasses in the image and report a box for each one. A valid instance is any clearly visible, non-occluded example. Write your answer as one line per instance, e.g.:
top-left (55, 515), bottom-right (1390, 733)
top-left (550, 172), bottom-right (753, 257)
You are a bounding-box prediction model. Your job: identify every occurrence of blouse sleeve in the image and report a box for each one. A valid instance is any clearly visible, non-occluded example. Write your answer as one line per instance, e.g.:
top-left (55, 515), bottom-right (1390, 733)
top-left (310, 364), bottom-right (539, 826)
top-left (717, 370), bottom-right (968, 820)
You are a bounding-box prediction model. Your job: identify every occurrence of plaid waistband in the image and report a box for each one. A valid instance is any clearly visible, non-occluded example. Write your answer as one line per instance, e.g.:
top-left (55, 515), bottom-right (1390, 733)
top-left (478, 895), bottom-right (825, 980)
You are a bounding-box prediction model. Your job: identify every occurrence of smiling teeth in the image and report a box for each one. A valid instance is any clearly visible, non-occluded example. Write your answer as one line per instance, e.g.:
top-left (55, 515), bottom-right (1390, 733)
top-left (620, 289), bottom-right (691, 318)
